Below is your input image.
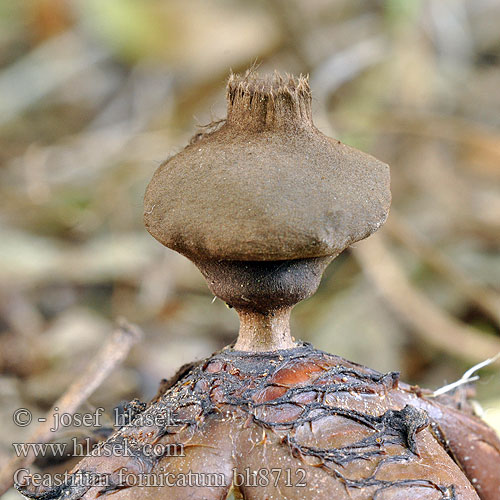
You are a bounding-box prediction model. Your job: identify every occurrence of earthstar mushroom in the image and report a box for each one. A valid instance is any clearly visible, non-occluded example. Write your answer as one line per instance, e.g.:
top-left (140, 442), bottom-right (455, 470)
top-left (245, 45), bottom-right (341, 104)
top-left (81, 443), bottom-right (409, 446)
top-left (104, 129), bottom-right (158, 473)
top-left (17, 72), bottom-right (500, 500)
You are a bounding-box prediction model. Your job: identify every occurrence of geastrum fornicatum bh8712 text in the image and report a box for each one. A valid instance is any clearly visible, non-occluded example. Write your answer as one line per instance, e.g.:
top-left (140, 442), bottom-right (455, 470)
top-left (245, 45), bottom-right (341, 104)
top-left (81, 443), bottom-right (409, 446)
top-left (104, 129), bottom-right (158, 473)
top-left (18, 72), bottom-right (500, 500)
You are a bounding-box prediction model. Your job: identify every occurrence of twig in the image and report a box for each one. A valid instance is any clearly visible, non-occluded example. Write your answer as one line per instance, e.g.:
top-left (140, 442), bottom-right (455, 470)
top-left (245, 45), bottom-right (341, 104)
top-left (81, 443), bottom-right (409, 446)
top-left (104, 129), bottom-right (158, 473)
top-left (386, 212), bottom-right (500, 327)
top-left (310, 36), bottom-right (387, 103)
top-left (354, 234), bottom-right (500, 364)
top-left (432, 375), bottom-right (480, 397)
top-left (0, 318), bottom-right (142, 496)
top-left (433, 352), bottom-right (500, 397)
top-left (0, 31), bottom-right (108, 127)
top-left (378, 112), bottom-right (500, 182)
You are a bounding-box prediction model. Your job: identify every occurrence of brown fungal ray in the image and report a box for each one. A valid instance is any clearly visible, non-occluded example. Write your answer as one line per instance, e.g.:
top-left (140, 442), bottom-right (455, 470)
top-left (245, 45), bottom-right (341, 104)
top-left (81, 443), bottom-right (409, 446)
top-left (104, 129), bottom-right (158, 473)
top-left (430, 407), bottom-right (500, 500)
top-left (393, 388), bottom-right (500, 500)
top-left (18, 344), bottom-right (492, 500)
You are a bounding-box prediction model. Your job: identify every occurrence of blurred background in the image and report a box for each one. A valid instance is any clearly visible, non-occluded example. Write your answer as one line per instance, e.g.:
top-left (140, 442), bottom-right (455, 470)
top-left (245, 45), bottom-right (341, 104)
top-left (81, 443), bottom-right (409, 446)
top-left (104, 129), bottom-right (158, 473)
top-left (1, 0), bottom-right (500, 496)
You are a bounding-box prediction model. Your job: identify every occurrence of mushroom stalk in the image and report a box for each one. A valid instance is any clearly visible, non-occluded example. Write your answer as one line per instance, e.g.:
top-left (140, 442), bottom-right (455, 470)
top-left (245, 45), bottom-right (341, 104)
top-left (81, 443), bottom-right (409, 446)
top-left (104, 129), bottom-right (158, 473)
top-left (234, 307), bottom-right (295, 351)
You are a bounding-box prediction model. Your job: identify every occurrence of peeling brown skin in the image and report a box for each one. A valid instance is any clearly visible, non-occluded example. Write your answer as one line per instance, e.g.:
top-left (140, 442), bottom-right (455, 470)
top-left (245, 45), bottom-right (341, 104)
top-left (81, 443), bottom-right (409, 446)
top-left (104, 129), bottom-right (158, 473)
top-left (17, 344), bottom-right (498, 500)
top-left (397, 390), bottom-right (500, 500)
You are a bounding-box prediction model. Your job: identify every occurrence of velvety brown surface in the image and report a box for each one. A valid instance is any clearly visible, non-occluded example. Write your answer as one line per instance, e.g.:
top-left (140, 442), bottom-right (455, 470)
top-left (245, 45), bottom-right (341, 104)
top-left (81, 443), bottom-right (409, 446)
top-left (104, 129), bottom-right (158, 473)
top-left (19, 344), bottom-right (500, 500)
top-left (144, 73), bottom-right (391, 261)
top-left (195, 257), bottom-right (332, 311)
